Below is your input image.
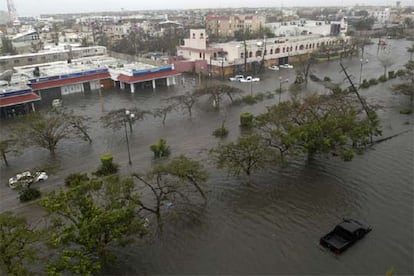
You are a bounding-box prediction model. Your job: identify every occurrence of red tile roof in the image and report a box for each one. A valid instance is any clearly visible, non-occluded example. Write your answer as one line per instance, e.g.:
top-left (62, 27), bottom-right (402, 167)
top-left (31, 72), bottom-right (110, 90)
top-left (0, 92), bottom-right (41, 107)
top-left (118, 70), bottom-right (181, 84)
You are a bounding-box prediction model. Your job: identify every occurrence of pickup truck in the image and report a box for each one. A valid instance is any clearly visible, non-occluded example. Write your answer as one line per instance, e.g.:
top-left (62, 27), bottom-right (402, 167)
top-left (320, 219), bottom-right (372, 254)
top-left (239, 76), bottom-right (260, 82)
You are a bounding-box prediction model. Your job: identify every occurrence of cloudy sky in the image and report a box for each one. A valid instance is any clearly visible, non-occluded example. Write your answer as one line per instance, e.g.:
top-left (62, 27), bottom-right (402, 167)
top-left (0, 0), bottom-right (398, 16)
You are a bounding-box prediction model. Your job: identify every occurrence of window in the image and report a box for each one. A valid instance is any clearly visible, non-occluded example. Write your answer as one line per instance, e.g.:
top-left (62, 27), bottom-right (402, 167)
top-left (290, 46), bottom-right (293, 51)
top-left (200, 33), bottom-right (204, 39)
top-left (241, 53), bottom-right (244, 58)
top-left (199, 53), bottom-right (202, 58)
top-left (282, 47), bottom-right (285, 53)
top-left (275, 48), bottom-right (280, 53)
top-left (295, 45), bottom-right (298, 51)
top-left (28, 58), bottom-right (33, 62)
top-left (249, 51), bottom-right (252, 58)
top-left (14, 59), bottom-right (20, 64)
top-left (270, 49), bottom-right (273, 54)
top-left (192, 33), bottom-right (196, 39)
top-left (299, 45), bottom-right (304, 50)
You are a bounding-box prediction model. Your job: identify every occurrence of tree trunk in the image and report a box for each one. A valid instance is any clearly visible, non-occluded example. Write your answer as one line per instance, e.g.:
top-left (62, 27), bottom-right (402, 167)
top-left (1, 152), bottom-right (8, 166)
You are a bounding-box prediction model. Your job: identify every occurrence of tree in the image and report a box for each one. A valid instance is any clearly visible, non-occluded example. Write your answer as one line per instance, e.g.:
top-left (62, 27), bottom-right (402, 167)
top-left (378, 53), bottom-right (394, 78)
top-left (11, 109), bottom-right (91, 155)
top-left (256, 93), bottom-right (382, 161)
top-left (0, 212), bottom-right (42, 275)
top-left (0, 139), bottom-right (20, 166)
top-left (194, 84), bottom-right (243, 109)
top-left (393, 60), bottom-right (414, 106)
top-left (353, 36), bottom-right (371, 58)
top-left (210, 134), bottom-right (276, 176)
top-left (407, 44), bottom-right (414, 61)
top-left (42, 175), bottom-right (147, 275)
top-left (133, 155), bottom-right (208, 227)
top-left (295, 53), bottom-right (316, 84)
top-left (167, 92), bottom-right (197, 117)
top-left (0, 37), bottom-right (17, 55)
top-left (51, 23), bottom-right (60, 45)
top-left (153, 104), bottom-right (175, 125)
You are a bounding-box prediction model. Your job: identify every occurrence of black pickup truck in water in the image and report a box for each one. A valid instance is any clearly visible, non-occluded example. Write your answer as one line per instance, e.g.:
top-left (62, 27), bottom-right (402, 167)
top-left (320, 219), bottom-right (372, 254)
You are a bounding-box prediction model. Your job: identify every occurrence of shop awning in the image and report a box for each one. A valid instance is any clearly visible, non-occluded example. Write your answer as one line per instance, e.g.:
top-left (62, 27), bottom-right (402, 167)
top-left (0, 92), bottom-right (41, 107)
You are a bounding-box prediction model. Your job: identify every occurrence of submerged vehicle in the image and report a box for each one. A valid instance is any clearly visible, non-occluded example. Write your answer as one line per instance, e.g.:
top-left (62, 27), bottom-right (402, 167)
top-left (229, 75), bottom-right (244, 81)
top-left (239, 76), bottom-right (260, 82)
top-left (320, 219), bottom-right (372, 254)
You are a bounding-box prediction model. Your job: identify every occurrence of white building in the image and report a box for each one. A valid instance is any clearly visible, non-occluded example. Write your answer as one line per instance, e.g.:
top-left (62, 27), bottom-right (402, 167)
top-left (11, 30), bottom-right (41, 53)
top-left (176, 29), bottom-right (349, 75)
top-left (371, 8), bottom-right (391, 24)
top-left (266, 18), bottom-right (348, 37)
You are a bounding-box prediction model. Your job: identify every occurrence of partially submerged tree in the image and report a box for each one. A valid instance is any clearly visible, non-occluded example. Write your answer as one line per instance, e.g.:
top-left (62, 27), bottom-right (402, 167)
top-left (153, 104), bottom-right (175, 125)
top-left (42, 175), bottom-right (147, 275)
top-left (133, 155), bottom-right (208, 227)
top-left (210, 133), bottom-right (276, 176)
top-left (11, 109), bottom-right (91, 155)
top-left (0, 212), bottom-right (42, 275)
top-left (194, 84), bottom-right (243, 109)
top-left (256, 93), bottom-right (382, 161)
top-left (378, 53), bottom-right (395, 78)
top-left (0, 138), bottom-right (20, 166)
top-left (393, 60), bottom-right (414, 106)
top-left (101, 107), bottom-right (151, 132)
top-left (167, 92), bottom-right (197, 117)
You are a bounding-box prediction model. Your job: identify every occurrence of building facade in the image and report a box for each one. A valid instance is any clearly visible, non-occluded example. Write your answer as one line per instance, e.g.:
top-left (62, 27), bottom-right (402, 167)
top-left (205, 14), bottom-right (265, 37)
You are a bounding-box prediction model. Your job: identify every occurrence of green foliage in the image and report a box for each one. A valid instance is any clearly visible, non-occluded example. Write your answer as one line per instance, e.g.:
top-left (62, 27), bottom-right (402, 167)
top-left (256, 93), bottom-right (382, 161)
top-left (323, 76), bottom-right (331, 82)
top-left (0, 212), bottom-right (41, 275)
top-left (369, 78), bottom-right (379, 85)
top-left (212, 126), bottom-right (229, 138)
top-left (211, 134), bottom-right (276, 176)
top-left (388, 70), bottom-right (396, 79)
top-left (0, 139), bottom-right (20, 167)
top-left (240, 112), bottom-right (254, 128)
top-left (194, 84), bottom-right (243, 109)
top-left (150, 138), bottom-right (171, 158)
top-left (95, 154), bottom-right (119, 176)
top-left (378, 75), bottom-right (388, 82)
top-left (360, 79), bottom-right (370, 89)
top-left (64, 173), bottom-right (90, 187)
top-left (400, 108), bottom-right (413, 114)
top-left (396, 69), bottom-right (406, 77)
top-left (41, 175), bottom-right (147, 275)
top-left (19, 187), bottom-right (41, 202)
top-left (0, 37), bottom-right (17, 55)
top-left (10, 109), bottom-right (91, 155)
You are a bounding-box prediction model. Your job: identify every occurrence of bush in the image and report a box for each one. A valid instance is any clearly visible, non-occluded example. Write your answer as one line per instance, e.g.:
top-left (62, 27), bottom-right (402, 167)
top-left (65, 173), bottom-right (89, 187)
top-left (396, 69), bottom-right (406, 77)
top-left (378, 75), bottom-right (387, 82)
top-left (19, 187), bottom-right (41, 202)
top-left (212, 126), bottom-right (229, 138)
top-left (95, 154), bottom-right (119, 176)
top-left (400, 108), bottom-right (413, 115)
top-left (150, 138), bottom-right (170, 158)
top-left (241, 95), bottom-right (258, 104)
top-left (360, 79), bottom-right (370, 89)
top-left (369, 78), bottom-right (378, 85)
top-left (323, 76), bottom-right (331, 82)
top-left (310, 74), bottom-right (321, 82)
top-left (240, 112), bottom-right (254, 128)
top-left (388, 71), bottom-right (396, 79)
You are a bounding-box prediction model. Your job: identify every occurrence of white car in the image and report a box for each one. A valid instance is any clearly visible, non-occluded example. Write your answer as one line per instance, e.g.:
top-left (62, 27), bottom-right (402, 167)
top-left (52, 99), bottom-right (62, 108)
top-left (8, 171), bottom-right (48, 189)
top-left (239, 76), bottom-right (260, 82)
top-left (229, 75), bottom-right (244, 81)
top-left (268, 65), bottom-right (279, 71)
top-left (280, 64), bottom-right (294, 69)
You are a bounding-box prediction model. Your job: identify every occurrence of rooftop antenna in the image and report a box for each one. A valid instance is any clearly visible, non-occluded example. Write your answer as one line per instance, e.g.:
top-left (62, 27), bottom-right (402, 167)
top-left (7, 0), bottom-right (18, 23)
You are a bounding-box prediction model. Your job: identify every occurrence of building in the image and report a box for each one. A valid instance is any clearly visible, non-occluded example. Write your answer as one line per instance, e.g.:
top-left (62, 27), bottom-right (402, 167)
top-left (371, 8), bottom-right (391, 24)
top-left (266, 18), bottom-right (348, 37)
top-left (205, 14), bottom-right (265, 37)
top-left (176, 29), bottom-right (349, 76)
top-left (0, 46), bottom-right (107, 70)
top-left (11, 29), bottom-right (41, 53)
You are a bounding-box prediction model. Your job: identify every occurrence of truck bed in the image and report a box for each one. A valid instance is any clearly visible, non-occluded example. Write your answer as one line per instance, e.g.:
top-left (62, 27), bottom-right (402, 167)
top-left (322, 233), bottom-right (349, 249)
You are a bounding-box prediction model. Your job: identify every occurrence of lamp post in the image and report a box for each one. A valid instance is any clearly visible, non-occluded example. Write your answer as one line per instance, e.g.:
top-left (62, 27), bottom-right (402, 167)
top-left (279, 77), bottom-right (289, 103)
top-left (99, 84), bottom-right (104, 112)
top-left (124, 109), bottom-right (135, 165)
top-left (359, 58), bottom-right (369, 88)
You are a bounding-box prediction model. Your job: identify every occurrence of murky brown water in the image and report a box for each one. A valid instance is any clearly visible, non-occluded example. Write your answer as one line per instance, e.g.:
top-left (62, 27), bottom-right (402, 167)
top-left (0, 39), bottom-right (413, 275)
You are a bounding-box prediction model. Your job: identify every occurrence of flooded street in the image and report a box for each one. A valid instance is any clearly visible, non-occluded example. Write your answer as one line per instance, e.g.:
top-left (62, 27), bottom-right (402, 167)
top-left (1, 39), bottom-right (413, 274)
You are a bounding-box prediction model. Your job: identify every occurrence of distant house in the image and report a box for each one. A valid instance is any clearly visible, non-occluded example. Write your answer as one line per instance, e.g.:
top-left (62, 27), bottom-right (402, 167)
top-left (12, 30), bottom-right (41, 53)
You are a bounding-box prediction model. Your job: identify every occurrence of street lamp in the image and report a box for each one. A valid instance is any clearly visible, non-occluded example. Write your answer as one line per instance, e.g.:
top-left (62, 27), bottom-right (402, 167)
top-left (279, 77), bottom-right (289, 103)
top-left (124, 109), bottom-right (135, 165)
top-left (99, 84), bottom-right (104, 112)
top-left (359, 58), bottom-right (369, 88)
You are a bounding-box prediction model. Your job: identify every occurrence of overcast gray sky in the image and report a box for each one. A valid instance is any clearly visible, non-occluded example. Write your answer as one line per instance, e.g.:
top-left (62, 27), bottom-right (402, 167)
top-left (0, 0), bottom-right (400, 16)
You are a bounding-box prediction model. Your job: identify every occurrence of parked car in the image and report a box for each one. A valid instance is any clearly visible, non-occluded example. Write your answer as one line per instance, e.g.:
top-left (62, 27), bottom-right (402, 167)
top-left (320, 219), bottom-right (372, 254)
top-left (229, 75), bottom-right (244, 81)
top-left (268, 65), bottom-right (279, 71)
top-left (239, 76), bottom-right (260, 82)
top-left (8, 171), bottom-right (48, 189)
top-left (9, 171), bottom-right (32, 189)
top-left (280, 64), bottom-right (294, 69)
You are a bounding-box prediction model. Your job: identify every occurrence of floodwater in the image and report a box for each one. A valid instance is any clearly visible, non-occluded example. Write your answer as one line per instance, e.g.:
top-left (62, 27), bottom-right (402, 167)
top-left (0, 39), bottom-right (413, 275)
